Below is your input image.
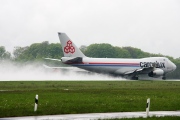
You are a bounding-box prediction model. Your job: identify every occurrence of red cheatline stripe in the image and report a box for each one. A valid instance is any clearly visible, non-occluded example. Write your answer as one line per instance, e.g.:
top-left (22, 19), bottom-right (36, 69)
top-left (88, 62), bottom-right (139, 65)
top-left (66, 62), bottom-right (139, 65)
top-left (65, 62), bottom-right (139, 65)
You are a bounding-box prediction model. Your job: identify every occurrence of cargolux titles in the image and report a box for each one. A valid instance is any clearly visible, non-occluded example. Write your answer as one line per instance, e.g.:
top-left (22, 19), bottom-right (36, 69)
top-left (140, 61), bottom-right (165, 68)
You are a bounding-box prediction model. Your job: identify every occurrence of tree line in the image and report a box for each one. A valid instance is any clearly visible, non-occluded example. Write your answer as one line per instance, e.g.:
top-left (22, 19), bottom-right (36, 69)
top-left (1, 41), bottom-right (179, 79)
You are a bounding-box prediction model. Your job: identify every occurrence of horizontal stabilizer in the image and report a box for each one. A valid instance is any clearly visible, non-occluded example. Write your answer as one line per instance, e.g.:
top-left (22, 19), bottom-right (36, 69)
top-left (43, 64), bottom-right (87, 72)
top-left (44, 58), bottom-right (62, 62)
top-left (65, 57), bottom-right (83, 64)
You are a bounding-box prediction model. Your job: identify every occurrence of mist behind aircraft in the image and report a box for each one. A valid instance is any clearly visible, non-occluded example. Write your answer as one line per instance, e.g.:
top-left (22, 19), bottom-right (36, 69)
top-left (0, 61), bottom-right (123, 81)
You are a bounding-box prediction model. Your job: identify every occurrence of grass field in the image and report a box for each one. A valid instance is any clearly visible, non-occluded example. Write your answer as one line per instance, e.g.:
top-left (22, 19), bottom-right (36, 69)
top-left (0, 81), bottom-right (180, 119)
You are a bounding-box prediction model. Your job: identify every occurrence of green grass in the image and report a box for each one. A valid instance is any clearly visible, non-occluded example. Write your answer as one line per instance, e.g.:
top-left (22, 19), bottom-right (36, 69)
top-left (0, 81), bottom-right (180, 118)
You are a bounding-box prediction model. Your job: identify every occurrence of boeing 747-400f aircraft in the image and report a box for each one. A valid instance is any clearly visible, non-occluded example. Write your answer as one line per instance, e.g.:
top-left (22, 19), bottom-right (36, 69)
top-left (45, 33), bottom-right (176, 80)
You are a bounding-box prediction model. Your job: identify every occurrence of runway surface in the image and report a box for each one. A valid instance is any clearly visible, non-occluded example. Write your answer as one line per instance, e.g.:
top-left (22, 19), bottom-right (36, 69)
top-left (1, 111), bottom-right (180, 120)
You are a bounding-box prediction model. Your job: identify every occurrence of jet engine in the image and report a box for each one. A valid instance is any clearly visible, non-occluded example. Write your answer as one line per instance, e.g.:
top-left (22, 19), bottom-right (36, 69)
top-left (148, 69), bottom-right (164, 77)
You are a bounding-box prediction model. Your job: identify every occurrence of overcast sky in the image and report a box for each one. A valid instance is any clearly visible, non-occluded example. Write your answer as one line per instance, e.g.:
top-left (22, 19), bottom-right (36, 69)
top-left (0, 0), bottom-right (180, 58)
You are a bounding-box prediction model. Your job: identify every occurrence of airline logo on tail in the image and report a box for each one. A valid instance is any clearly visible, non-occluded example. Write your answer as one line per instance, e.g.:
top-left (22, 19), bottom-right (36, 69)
top-left (64, 40), bottom-right (75, 54)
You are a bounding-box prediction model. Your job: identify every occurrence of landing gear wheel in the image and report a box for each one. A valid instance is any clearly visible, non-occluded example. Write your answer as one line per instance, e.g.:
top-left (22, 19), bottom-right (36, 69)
top-left (131, 76), bottom-right (139, 80)
top-left (162, 76), bottom-right (166, 80)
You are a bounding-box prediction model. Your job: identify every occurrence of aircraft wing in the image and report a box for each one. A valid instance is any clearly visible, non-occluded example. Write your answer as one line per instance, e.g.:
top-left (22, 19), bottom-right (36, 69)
top-left (124, 67), bottom-right (154, 77)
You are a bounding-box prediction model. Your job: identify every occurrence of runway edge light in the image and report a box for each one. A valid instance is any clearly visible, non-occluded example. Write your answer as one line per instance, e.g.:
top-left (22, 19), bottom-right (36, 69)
top-left (146, 98), bottom-right (150, 117)
top-left (34, 94), bottom-right (38, 112)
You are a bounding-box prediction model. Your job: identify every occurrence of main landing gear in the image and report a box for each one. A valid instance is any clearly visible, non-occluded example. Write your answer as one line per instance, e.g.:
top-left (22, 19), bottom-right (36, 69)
top-left (131, 76), bottom-right (139, 80)
top-left (162, 76), bottom-right (166, 80)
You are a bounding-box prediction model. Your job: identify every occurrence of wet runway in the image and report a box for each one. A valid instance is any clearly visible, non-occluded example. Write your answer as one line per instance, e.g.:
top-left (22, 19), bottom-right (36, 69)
top-left (1, 111), bottom-right (180, 120)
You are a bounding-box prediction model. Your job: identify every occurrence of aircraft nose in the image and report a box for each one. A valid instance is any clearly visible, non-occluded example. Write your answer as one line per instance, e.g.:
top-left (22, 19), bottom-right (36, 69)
top-left (167, 60), bottom-right (176, 72)
top-left (173, 63), bottom-right (177, 71)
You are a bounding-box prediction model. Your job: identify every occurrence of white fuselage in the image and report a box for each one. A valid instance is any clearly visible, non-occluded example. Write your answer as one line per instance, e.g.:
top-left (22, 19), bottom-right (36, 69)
top-left (61, 57), bottom-right (176, 76)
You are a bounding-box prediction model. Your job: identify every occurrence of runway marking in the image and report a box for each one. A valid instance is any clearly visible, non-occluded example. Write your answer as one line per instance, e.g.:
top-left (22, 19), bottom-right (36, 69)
top-left (1, 111), bottom-right (180, 120)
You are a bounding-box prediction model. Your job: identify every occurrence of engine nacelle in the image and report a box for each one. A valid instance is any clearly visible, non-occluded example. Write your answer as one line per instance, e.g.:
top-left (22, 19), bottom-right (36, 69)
top-left (148, 69), bottom-right (164, 77)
